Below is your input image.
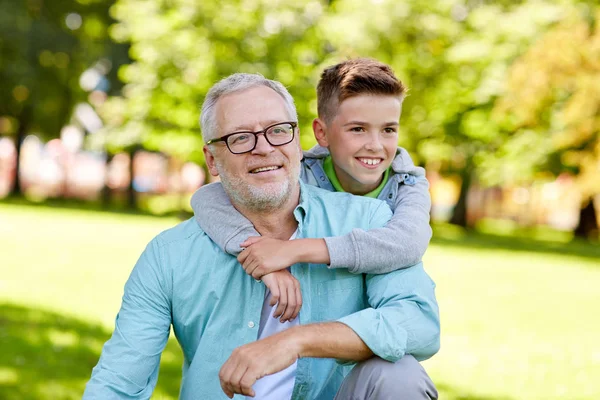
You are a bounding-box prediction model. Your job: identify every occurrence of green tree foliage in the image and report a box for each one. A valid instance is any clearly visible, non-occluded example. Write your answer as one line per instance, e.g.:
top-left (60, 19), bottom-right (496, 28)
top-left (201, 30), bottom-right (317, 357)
top-left (102, 0), bottom-right (586, 227)
top-left (320, 0), bottom-right (566, 226)
top-left (494, 4), bottom-right (600, 238)
top-left (95, 0), bottom-right (328, 164)
top-left (0, 0), bottom-right (127, 194)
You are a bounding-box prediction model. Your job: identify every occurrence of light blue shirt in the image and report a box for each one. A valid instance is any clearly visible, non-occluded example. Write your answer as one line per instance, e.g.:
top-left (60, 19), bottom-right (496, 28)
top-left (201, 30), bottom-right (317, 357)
top-left (84, 182), bottom-right (440, 399)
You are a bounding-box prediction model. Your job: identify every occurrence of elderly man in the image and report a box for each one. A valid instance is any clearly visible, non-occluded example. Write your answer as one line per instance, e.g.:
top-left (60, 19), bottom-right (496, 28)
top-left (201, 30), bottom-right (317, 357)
top-left (83, 73), bottom-right (439, 399)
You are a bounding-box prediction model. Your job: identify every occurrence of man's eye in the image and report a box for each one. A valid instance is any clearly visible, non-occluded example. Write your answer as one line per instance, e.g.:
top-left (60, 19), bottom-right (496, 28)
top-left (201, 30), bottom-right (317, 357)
top-left (350, 127), bottom-right (365, 133)
top-left (383, 128), bottom-right (397, 134)
top-left (271, 128), bottom-right (287, 135)
top-left (231, 134), bottom-right (250, 144)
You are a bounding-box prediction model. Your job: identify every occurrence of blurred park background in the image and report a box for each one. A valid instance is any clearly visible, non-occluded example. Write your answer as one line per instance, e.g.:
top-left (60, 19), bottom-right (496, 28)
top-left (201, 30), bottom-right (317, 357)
top-left (1, 0), bottom-right (599, 399)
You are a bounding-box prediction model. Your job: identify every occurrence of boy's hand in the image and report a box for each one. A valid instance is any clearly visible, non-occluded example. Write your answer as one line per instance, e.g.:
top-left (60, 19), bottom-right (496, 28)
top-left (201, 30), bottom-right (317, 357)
top-left (238, 237), bottom-right (298, 279)
top-left (260, 271), bottom-right (302, 323)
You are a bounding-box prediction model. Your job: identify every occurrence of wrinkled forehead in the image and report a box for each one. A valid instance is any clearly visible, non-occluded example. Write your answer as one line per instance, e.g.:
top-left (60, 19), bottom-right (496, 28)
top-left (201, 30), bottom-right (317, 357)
top-left (215, 86), bottom-right (292, 135)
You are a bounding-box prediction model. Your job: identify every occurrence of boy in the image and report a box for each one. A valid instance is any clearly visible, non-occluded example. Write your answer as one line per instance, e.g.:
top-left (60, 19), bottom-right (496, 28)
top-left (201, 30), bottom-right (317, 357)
top-left (192, 58), bottom-right (432, 322)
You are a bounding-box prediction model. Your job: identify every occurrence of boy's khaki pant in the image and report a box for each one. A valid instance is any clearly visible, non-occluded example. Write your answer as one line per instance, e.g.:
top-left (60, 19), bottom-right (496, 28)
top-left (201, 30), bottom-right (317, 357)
top-left (334, 355), bottom-right (438, 400)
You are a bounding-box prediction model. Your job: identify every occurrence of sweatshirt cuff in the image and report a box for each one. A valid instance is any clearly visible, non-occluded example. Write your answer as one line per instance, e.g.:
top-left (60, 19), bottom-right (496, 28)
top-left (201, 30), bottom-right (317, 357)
top-left (223, 225), bottom-right (259, 256)
top-left (323, 234), bottom-right (359, 273)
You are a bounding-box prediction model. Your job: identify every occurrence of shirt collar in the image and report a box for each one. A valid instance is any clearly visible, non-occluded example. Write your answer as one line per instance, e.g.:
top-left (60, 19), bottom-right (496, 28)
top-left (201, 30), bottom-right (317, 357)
top-left (322, 156), bottom-right (390, 198)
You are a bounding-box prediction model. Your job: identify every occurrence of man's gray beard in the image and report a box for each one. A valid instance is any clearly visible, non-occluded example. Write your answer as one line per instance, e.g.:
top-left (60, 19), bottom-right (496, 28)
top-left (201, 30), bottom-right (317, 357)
top-left (216, 162), bottom-right (299, 212)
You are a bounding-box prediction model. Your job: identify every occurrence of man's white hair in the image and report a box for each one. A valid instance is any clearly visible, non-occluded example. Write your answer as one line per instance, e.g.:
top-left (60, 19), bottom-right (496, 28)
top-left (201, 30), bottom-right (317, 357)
top-left (200, 73), bottom-right (298, 142)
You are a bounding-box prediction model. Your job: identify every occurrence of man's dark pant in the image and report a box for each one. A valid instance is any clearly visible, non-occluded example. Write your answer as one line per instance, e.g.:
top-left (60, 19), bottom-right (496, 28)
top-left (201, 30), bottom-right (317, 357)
top-left (334, 356), bottom-right (438, 400)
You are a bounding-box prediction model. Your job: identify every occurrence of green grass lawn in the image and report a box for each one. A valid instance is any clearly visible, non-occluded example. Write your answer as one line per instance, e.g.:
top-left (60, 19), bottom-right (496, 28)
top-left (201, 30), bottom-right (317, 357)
top-left (1, 203), bottom-right (599, 399)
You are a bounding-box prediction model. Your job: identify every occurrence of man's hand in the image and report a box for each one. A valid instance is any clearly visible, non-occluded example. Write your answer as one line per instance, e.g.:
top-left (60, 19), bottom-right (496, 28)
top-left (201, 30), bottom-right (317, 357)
top-left (261, 271), bottom-right (302, 322)
top-left (219, 330), bottom-right (300, 398)
top-left (238, 236), bottom-right (298, 279)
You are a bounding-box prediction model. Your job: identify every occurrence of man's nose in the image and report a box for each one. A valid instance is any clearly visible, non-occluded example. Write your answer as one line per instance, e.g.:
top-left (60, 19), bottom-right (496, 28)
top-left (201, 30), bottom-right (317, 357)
top-left (251, 133), bottom-right (275, 155)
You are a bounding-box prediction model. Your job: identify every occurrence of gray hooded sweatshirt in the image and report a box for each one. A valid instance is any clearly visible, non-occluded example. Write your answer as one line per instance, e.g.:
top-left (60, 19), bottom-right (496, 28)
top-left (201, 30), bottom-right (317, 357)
top-left (191, 145), bottom-right (432, 274)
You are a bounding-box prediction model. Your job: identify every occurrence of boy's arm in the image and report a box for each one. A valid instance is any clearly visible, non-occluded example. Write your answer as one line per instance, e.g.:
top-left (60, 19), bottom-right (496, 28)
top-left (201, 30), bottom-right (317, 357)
top-left (334, 200), bottom-right (439, 361)
top-left (325, 175), bottom-right (432, 273)
top-left (192, 184), bottom-right (304, 320)
top-left (191, 182), bottom-right (260, 255)
top-left (238, 175), bottom-right (432, 278)
top-left (83, 239), bottom-right (172, 398)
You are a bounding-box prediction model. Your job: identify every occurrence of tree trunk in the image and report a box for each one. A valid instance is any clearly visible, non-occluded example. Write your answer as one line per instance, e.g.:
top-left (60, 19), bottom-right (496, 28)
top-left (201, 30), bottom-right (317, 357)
top-left (126, 147), bottom-right (138, 210)
top-left (10, 122), bottom-right (27, 197)
top-left (101, 153), bottom-right (115, 209)
top-left (450, 168), bottom-right (472, 228)
top-left (574, 198), bottom-right (598, 240)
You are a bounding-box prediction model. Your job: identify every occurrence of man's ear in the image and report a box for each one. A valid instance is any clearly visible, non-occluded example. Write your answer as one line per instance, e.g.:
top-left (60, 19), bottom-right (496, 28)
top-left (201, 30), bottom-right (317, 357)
top-left (294, 126), bottom-right (302, 152)
top-left (312, 118), bottom-right (329, 147)
top-left (203, 145), bottom-right (219, 177)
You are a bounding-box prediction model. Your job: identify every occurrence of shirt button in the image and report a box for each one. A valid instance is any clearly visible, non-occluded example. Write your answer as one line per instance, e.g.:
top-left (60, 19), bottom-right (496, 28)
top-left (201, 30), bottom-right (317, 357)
top-left (248, 321), bottom-right (255, 328)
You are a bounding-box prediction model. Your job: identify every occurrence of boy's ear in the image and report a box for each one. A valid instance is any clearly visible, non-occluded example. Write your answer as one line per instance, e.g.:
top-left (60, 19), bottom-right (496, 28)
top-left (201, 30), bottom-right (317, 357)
top-left (203, 145), bottom-right (220, 177)
top-left (312, 118), bottom-right (329, 147)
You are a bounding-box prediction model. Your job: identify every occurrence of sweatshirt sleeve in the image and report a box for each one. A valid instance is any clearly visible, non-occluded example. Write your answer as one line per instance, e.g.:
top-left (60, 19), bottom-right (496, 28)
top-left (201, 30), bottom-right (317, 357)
top-left (190, 183), bottom-right (260, 256)
top-left (324, 175), bottom-right (432, 274)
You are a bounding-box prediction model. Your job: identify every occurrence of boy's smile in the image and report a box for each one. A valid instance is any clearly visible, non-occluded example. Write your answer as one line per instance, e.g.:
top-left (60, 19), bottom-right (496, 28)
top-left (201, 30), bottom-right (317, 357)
top-left (357, 157), bottom-right (383, 168)
top-left (314, 94), bottom-right (402, 195)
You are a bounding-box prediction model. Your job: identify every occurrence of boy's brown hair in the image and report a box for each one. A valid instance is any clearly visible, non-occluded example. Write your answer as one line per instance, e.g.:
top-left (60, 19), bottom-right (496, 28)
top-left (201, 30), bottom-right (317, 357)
top-left (317, 58), bottom-right (407, 123)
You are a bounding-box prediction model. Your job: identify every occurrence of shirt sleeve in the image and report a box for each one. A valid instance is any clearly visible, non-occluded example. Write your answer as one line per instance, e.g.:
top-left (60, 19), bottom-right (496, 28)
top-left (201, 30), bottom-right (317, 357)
top-left (324, 175), bottom-right (432, 273)
top-left (83, 239), bottom-right (173, 399)
top-left (190, 183), bottom-right (260, 256)
top-left (337, 262), bottom-right (441, 362)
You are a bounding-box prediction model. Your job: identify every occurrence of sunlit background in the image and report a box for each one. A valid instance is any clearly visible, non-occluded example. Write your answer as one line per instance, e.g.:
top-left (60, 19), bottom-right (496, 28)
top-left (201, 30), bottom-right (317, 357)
top-left (1, 0), bottom-right (599, 399)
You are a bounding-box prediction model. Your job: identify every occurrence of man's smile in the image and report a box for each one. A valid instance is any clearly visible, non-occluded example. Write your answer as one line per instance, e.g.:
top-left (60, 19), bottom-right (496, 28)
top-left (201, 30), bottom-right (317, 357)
top-left (249, 165), bottom-right (283, 174)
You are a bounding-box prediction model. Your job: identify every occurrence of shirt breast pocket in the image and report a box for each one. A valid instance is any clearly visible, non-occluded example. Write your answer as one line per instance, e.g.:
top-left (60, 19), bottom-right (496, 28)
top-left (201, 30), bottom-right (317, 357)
top-left (316, 277), bottom-right (366, 321)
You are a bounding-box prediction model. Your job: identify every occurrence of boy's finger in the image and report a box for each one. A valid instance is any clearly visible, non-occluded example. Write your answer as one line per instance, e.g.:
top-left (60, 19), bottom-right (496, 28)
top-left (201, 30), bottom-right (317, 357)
top-left (273, 285), bottom-right (288, 318)
top-left (292, 286), bottom-right (302, 320)
top-left (242, 260), bottom-right (256, 275)
top-left (237, 250), bottom-right (249, 264)
top-left (280, 284), bottom-right (296, 322)
top-left (251, 266), bottom-right (266, 280)
top-left (240, 236), bottom-right (262, 247)
top-left (268, 285), bottom-right (279, 307)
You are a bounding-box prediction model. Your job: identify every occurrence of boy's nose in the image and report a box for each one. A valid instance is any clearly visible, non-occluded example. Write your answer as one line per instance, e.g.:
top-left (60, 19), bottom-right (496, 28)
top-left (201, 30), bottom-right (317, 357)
top-left (364, 133), bottom-right (383, 151)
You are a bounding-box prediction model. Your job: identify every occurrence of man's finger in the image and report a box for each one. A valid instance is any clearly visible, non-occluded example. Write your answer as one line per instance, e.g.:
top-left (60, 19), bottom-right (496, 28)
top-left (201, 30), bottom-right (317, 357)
top-left (239, 371), bottom-right (257, 397)
top-left (222, 385), bottom-right (234, 399)
top-left (219, 378), bottom-right (234, 399)
top-left (228, 364), bottom-right (249, 396)
top-left (219, 363), bottom-right (235, 398)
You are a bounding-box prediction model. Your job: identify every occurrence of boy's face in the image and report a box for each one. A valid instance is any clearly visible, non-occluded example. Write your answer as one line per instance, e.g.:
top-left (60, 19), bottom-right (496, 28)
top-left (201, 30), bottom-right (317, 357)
top-left (313, 94), bottom-right (402, 195)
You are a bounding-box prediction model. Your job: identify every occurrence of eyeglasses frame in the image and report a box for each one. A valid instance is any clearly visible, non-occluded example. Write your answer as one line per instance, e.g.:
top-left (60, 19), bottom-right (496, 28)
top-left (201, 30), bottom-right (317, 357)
top-left (205, 121), bottom-right (298, 154)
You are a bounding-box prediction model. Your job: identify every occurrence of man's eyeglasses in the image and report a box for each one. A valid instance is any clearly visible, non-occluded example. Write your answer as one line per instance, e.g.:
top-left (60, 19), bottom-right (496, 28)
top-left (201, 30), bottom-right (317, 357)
top-left (206, 122), bottom-right (297, 154)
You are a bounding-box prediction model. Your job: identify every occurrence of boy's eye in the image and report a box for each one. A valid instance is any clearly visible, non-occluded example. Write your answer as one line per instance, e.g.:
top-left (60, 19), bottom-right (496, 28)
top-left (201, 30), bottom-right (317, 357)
top-left (383, 128), bottom-right (397, 134)
top-left (350, 127), bottom-right (365, 133)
